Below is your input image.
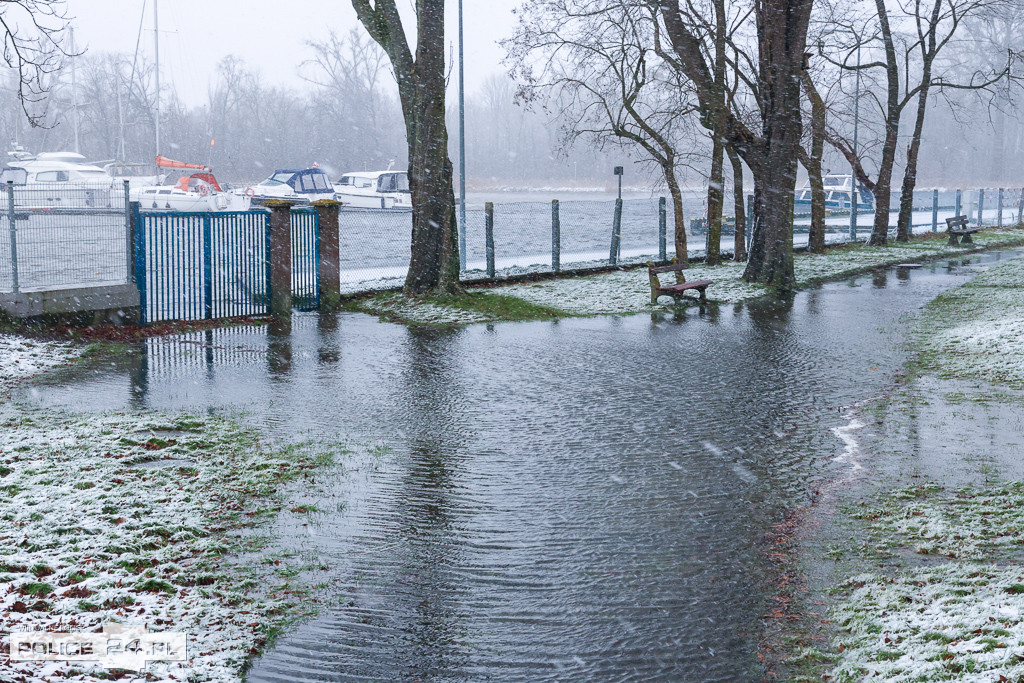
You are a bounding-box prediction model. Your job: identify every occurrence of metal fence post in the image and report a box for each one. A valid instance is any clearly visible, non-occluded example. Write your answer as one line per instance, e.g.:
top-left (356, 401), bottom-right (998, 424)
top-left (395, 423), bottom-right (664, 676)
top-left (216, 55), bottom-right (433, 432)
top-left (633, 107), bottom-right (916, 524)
top-left (132, 202), bottom-right (146, 325)
top-left (955, 189), bottom-right (962, 218)
top-left (998, 188), bottom-right (1004, 227)
top-left (6, 181), bottom-right (18, 294)
top-left (1018, 189), bottom-right (1024, 225)
top-left (203, 214), bottom-right (213, 320)
top-left (123, 180), bottom-right (133, 283)
top-left (485, 201), bottom-right (495, 278)
top-left (977, 189), bottom-right (985, 226)
top-left (931, 189), bottom-right (938, 232)
top-left (609, 197), bottom-right (622, 265)
top-left (551, 199), bottom-right (560, 273)
top-left (658, 196), bottom-right (667, 262)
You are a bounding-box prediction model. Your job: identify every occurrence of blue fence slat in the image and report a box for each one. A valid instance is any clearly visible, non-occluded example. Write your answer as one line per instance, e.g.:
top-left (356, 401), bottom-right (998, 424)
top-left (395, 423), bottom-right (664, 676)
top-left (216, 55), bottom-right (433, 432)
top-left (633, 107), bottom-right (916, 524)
top-left (138, 210), bottom-right (272, 325)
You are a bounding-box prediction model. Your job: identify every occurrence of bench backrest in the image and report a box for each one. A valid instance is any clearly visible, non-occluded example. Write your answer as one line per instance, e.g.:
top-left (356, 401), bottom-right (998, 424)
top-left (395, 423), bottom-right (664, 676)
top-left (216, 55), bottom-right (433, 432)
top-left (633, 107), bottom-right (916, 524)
top-left (945, 215), bottom-right (969, 230)
top-left (649, 263), bottom-right (687, 275)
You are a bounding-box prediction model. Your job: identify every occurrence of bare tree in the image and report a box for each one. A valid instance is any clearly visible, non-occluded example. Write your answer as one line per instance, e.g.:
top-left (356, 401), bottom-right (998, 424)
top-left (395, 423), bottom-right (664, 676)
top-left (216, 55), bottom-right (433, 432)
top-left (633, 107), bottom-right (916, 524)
top-left (1, 0), bottom-right (72, 126)
top-left (351, 0), bottom-right (461, 295)
top-left (506, 0), bottom-right (700, 264)
top-left (657, 0), bottom-right (815, 288)
top-left (824, 0), bottom-right (1011, 244)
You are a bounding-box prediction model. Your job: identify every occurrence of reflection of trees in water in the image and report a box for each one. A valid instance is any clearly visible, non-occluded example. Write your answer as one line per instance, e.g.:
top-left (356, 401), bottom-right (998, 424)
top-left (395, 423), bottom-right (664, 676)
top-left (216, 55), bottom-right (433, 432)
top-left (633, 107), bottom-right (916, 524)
top-left (369, 325), bottom-right (473, 676)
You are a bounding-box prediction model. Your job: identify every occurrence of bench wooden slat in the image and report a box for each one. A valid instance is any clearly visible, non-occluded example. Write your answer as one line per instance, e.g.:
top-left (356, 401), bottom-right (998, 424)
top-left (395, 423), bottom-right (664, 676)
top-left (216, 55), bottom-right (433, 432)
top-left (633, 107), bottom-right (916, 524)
top-left (658, 280), bottom-right (713, 292)
top-left (649, 263), bottom-right (688, 275)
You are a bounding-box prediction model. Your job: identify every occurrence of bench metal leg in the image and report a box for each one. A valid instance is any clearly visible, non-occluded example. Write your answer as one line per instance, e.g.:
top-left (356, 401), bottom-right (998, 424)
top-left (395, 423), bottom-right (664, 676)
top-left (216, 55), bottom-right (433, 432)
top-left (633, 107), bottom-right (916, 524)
top-left (961, 233), bottom-right (974, 244)
top-left (698, 287), bottom-right (707, 303)
top-left (651, 290), bottom-right (659, 305)
top-left (947, 233), bottom-right (960, 246)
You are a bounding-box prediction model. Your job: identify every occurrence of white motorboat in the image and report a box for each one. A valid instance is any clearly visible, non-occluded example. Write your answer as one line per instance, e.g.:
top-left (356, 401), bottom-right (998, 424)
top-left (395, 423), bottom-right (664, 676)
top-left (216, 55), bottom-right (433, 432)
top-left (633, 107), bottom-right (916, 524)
top-left (243, 167), bottom-right (337, 205)
top-left (132, 157), bottom-right (250, 212)
top-left (1, 148), bottom-right (118, 208)
top-left (334, 170), bottom-right (411, 210)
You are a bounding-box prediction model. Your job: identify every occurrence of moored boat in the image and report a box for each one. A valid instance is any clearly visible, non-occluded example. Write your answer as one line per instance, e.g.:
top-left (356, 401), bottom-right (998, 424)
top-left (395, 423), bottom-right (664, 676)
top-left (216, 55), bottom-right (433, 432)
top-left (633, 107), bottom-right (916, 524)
top-left (132, 157), bottom-right (250, 212)
top-left (334, 170), bottom-right (411, 210)
top-left (795, 174), bottom-right (875, 212)
top-left (243, 167), bottom-right (336, 205)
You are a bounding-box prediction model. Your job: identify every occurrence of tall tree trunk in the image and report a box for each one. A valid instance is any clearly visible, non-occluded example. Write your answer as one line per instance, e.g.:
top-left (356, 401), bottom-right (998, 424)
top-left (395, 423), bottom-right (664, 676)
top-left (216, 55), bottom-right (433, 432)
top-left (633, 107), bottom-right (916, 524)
top-left (895, 83), bottom-right (930, 242)
top-left (352, 0), bottom-right (460, 295)
top-left (868, 0), bottom-right (900, 246)
top-left (665, 162), bottom-right (689, 265)
top-left (727, 144), bottom-right (747, 261)
top-left (705, 0), bottom-right (727, 267)
top-left (707, 133), bottom-right (725, 266)
top-left (742, 0), bottom-right (811, 289)
top-left (801, 71), bottom-right (826, 253)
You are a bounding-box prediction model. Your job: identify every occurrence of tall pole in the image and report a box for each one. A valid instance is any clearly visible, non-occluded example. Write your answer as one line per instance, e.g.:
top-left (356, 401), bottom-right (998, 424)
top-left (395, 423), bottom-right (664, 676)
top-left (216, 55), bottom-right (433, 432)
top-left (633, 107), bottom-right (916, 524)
top-left (848, 45), bottom-right (861, 241)
top-left (457, 0), bottom-right (467, 272)
top-left (153, 0), bottom-right (161, 161)
top-left (70, 28), bottom-right (80, 154)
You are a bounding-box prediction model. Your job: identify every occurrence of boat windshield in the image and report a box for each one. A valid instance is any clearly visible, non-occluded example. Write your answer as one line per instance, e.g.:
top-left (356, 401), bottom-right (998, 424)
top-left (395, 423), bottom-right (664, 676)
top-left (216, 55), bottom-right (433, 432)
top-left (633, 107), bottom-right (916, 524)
top-left (263, 173), bottom-right (294, 187)
top-left (298, 172), bottom-right (333, 192)
top-left (377, 172), bottom-right (409, 193)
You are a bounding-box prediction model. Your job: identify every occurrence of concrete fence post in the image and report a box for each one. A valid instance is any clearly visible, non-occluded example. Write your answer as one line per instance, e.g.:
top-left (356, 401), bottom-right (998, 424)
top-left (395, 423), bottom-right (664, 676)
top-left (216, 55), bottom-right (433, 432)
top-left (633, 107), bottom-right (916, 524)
top-left (1018, 189), bottom-right (1024, 225)
top-left (609, 197), bottom-right (622, 265)
top-left (998, 188), bottom-right (1004, 227)
top-left (485, 202), bottom-right (495, 278)
top-left (977, 189), bottom-right (985, 226)
top-left (7, 181), bottom-right (18, 294)
top-left (264, 200), bottom-right (294, 318)
top-left (955, 189), bottom-right (962, 218)
top-left (311, 199), bottom-right (342, 309)
top-left (658, 196), bottom-right (667, 262)
top-left (551, 199), bottom-right (560, 273)
top-left (931, 189), bottom-right (938, 233)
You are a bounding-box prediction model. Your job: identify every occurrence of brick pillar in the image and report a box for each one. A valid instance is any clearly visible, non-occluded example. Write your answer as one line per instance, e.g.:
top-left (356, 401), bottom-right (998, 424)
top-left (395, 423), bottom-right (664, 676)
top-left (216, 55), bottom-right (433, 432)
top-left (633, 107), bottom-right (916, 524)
top-left (264, 200), bottom-right (294, 318)
top-left (311, 199), bottom-right (342, 309)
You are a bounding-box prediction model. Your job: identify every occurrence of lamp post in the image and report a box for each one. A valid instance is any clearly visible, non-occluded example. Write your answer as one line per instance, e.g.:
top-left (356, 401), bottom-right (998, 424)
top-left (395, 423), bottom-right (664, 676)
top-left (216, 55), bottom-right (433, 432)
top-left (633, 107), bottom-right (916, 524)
top-left (457, 0), bottom-right (467, 272)
top-left (849, 45), bottom-right (861, 242)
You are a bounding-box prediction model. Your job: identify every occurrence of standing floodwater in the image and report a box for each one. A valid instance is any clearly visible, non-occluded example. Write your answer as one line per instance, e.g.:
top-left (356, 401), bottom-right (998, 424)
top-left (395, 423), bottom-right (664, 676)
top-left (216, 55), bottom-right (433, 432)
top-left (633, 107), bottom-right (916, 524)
top-left (24, 252), bottom-right (1019, 681)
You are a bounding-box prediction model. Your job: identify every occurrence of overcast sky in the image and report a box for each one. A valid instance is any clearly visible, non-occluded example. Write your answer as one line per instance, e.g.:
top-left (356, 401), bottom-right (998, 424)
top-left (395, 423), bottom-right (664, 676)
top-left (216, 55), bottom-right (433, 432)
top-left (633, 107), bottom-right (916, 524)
top-left (67, 0), bottom-right (522, 106)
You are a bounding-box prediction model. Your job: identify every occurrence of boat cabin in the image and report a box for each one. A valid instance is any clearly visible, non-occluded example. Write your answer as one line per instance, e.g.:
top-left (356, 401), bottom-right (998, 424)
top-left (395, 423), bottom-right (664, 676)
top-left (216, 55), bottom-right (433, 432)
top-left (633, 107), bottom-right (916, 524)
top-left (175, 172), bottom-right (223, 193)
top-left (337, 171), bottom-right (409, 194)
top-left (261, 168), bottom-right (334, 195)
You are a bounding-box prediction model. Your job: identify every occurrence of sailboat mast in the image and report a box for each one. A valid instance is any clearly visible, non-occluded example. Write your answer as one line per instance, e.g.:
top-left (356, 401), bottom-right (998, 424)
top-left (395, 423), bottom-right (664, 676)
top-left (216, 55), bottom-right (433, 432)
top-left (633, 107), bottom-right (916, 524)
top-left (153, 0), bottom-right (160, 161)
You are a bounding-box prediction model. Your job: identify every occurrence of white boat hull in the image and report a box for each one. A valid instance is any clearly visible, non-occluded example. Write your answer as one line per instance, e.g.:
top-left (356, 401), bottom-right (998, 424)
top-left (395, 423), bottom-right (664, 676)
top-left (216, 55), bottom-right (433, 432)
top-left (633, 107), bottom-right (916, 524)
top-left (334, 189), bottom-right (412, 211)
top-left (133, 187), bottom-right (252, 212)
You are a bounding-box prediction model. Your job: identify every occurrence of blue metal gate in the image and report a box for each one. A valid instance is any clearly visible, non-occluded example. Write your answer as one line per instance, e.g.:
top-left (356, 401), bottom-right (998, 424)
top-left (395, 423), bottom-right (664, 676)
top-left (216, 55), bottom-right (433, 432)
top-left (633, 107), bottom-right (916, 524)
top-left (291, 208), bottom-right (319, 311)
top-left (135, 208), bottom-right (319, 324)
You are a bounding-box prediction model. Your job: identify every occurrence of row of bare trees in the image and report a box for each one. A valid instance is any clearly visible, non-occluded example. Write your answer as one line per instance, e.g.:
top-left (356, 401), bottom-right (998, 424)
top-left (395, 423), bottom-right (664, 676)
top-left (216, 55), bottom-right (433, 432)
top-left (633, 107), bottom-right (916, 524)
top-left (506, 0), bottom-right (1021, 286)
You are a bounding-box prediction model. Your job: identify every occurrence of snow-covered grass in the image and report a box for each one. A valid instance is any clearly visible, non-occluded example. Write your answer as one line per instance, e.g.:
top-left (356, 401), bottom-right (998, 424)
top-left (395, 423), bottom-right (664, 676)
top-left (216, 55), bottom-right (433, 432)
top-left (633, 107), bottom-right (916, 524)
top-left (503, 228), bottom-right (1024, 318)
top-left (914, 255), bottom-right (1024, 388)
top-left (825, 482), bottom-right (1024, 682)
top-left (0, 335), bottom-right (80, 389)
top-left (345, 227), bottom-right (1024, 325)
top-left (0, 404), bottom-right (341, 682)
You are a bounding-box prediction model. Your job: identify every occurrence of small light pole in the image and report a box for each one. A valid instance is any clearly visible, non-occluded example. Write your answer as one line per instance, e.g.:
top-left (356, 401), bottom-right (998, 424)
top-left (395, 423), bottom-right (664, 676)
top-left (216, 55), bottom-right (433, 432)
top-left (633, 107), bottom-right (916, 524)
top-left (614, 166), bottom-right (624, 199)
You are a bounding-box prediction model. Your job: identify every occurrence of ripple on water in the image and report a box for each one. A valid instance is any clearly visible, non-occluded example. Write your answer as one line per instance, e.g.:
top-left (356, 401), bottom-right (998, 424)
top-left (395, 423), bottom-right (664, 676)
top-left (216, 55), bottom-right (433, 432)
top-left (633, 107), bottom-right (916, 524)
top-left (23, 252), bottom-right (1021, 681)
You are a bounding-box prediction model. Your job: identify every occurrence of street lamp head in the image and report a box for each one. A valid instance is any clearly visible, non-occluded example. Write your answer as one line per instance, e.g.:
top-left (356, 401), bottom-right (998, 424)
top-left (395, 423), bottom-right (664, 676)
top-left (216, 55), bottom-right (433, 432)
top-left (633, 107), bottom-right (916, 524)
top-left (614, 166), bottom-right (624, 176)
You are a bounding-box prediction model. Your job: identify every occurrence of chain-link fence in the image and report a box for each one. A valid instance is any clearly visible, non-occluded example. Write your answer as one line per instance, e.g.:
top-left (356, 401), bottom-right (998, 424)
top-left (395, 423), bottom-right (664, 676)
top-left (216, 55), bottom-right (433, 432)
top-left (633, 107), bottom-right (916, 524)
top-left (5, 186), bottom-right (1023, 306)
top-left (0, 182), bottom-right (131, 293)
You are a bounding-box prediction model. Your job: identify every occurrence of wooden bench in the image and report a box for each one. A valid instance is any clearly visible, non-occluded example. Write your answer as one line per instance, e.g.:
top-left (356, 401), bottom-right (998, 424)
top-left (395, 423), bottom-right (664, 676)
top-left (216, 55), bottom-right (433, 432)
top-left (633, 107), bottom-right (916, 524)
top-left (647, 261), bottom-right (713, 304)
top-left (945, 215), bottom-right (982, 246)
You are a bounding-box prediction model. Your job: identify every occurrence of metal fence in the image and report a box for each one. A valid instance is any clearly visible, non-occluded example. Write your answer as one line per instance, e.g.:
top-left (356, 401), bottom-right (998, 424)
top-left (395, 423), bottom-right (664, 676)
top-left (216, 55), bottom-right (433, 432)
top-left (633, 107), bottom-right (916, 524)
top-left (135, 208), bottom-right (319, 325)
top-left (0, 181), bottom-right (131, 293)
top-left (5, 185), bottom-right (1023, 319)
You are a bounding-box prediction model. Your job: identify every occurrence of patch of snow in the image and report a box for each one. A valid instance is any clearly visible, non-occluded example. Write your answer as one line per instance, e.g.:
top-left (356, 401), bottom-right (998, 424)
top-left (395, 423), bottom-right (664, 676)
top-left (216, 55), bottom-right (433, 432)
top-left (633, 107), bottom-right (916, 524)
top-left (0, 336), bottom-right (80, 389)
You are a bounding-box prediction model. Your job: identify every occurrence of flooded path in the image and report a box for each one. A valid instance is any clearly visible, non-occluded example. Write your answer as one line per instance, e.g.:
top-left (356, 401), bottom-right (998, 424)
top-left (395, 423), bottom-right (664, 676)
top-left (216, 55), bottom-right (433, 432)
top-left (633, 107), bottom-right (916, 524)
top-left (23, 250), bottom-right (1023, 681)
